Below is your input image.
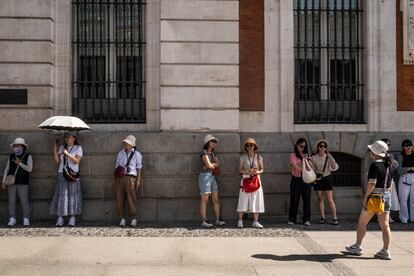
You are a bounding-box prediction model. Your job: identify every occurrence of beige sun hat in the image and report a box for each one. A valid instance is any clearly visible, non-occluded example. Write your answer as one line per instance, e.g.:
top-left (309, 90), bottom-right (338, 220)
top-left (204, 134), bottom-right (218, 145)
top-left (10, 137), bottom-right (29, 149)
top-left (314, 139), bottom-right (328, 152)
top-left (367, 140), bottom-right (388, 157)
top-left (122, 135), bottom-right (136, 147)
top-left (244, 138), bottom-right (258, 150)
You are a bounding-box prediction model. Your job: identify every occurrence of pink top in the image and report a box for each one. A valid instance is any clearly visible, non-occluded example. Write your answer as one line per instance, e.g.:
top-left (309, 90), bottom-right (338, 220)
top-left (289, 153), bottom-right (302, 177)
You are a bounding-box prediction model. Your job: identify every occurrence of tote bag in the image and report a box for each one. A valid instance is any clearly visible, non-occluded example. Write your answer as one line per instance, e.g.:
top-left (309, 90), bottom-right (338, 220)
top-left (302, 158), bottom-right (316, 184)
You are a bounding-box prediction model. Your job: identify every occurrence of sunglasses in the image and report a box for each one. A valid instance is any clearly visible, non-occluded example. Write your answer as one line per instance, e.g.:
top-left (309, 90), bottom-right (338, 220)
top-left (246, 143), bottom-right (255, 148)
top-left (318, 144), bottom-right (327, 148)
top-left (297, 144), bottom-right (306, 148)
top-left (210, 140), bottom-right (217, 144)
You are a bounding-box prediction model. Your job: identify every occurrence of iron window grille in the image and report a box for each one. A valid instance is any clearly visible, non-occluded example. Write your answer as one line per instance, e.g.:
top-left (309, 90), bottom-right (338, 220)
top-left (72, 0), bottom-right (146, 123)
top-left (294, 0), bottom-right (364, 123)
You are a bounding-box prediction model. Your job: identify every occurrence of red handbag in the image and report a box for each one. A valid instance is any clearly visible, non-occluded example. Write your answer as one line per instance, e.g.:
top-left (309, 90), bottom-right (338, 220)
top-left (242, 175), bottom-right (260, 193)
top-left (114, 166), bottom-right (125, 177)
top-left (114, 150), bottom-right (135, 178)
top-left (213, 166), bottom-right (220, 176)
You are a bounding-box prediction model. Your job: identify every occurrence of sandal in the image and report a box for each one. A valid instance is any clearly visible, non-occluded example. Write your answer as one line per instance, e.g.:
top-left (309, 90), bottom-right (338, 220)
top-left (332, 219), bottom-right (339, 225)
top-left (319, 218), bottom-right (326, 224)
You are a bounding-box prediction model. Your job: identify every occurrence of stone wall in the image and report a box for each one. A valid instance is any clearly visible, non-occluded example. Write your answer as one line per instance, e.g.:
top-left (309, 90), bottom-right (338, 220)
top-left (160, 0), bottom-right (240, 131)
top-left (1, 131), bottom-right (407, 222)
top-left (0, 0), bottom-right (55, 130)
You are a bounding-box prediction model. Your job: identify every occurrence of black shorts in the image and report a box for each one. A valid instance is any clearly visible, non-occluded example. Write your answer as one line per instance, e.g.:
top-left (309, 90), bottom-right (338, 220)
top-left (313, 175), bottom-right (333, 191)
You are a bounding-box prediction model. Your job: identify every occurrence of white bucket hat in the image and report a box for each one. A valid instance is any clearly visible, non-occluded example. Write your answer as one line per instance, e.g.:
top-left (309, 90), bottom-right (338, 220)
top-left (204, 134), bottom-right (218, 145)
top-left (368, 140), bottom-right (388, 157)
top-left (122, 135), bottom-right (136, 147)
top-left (10, 137), bottom-right (29, 149)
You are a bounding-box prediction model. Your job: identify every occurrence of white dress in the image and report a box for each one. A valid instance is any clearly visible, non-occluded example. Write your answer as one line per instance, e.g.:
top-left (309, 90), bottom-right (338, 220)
top-left (237, 153), bottom-right (265, 213)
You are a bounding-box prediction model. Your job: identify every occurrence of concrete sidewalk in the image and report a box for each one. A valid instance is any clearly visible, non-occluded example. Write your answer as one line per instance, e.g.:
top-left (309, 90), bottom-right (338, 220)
top-left (0, 229), bottom-right (413, 276)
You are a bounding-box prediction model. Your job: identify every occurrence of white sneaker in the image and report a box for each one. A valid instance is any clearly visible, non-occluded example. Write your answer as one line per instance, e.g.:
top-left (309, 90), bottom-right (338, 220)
top-left (345, 243), bottom-right (363, 256)
top-left (56, 216), bottom-right (64, 227)
top-left (119, 218), bottom-right (126, 227)
top-left (237, 220), bottom-right (243, 228)
top-left (252, 221), bottom-right (264, 228)
top-left (68, 216), bottom-right (76, 227)
top-left (7, 217), bottom-right (16, 227)
top-left (201, 219), bottom-right (213, 228)
top-left (374, 249), bottom-right (391, 260)
top-left (130, 219), bottom-right (137, 227)
top-left (23, 218), bottom-right (30, 227)
top-left (215, 219), bottom-right (225, 226)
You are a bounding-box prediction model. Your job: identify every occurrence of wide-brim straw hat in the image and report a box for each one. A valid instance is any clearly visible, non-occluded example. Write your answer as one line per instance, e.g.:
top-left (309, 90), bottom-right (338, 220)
top-left (204, 134), bottom-right (218, 145)
top-left (244, 138), bottom-right (258, 150)
top-left (122, 135), bottom-right (136, 147)
top-left (10, 137), bottom-right (29, 149)
top-left (368, 140), bottom-right (388, 157)
top-left (314, 139), bottom-right (328, 152)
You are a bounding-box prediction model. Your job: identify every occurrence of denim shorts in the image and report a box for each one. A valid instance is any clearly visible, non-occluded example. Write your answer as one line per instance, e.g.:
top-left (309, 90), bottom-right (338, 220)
top-left (199, 172), bottom-right (218, 194)
top-left (383, 192), bottom-right (391, 214)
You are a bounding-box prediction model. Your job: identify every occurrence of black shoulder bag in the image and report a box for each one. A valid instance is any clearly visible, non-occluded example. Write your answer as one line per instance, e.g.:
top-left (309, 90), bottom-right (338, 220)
top-left (63, 146), bottom-right (80, 182)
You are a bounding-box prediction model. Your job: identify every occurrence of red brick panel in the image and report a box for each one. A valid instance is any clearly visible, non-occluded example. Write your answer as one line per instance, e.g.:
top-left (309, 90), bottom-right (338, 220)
top-left (239, 0), bottom-right (264, 111)
top-left (397, 0), bottom-right (414, 111)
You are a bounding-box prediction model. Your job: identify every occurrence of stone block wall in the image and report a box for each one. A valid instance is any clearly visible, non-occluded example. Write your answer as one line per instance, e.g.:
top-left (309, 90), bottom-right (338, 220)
top-left (1, 131), bottom-right (406, 222)
top-left (160, 0), bottom-right (240, 131)
top-left (0, 0), bottom-right (55, 129)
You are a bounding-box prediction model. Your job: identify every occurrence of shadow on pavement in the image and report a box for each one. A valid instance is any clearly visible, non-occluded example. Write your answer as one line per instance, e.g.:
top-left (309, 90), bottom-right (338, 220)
top-left (252, 251), bottom-right (373, 263)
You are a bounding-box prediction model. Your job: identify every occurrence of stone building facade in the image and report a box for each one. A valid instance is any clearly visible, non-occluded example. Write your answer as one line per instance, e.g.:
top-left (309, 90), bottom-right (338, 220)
top-left (0, 0), bottom-right (413, 222)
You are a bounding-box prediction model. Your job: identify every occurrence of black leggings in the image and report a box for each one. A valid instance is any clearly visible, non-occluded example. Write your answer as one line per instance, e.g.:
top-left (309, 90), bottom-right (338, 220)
top-left (289, 176), bottom-right (312, 223)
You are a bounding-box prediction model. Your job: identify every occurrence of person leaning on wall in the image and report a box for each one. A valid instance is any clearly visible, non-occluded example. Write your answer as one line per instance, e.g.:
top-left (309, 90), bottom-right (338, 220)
top-left (113, 135), bottom-right (142, 227)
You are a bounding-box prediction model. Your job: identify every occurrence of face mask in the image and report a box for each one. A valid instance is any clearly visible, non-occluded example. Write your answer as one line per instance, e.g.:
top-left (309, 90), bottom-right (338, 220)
top-left (13, 146), bottom-right (24, 156)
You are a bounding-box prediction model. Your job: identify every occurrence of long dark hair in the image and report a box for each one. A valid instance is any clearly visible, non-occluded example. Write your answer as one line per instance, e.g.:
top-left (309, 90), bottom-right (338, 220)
top-left (294, 138), bottom-right (309, 160)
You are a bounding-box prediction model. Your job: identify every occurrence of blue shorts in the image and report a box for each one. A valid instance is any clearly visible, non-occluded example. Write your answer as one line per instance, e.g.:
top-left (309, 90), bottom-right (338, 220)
top-left (383, 192), bottom-right (391, 214)
top-left (199, 172), bottom-right (218, 194)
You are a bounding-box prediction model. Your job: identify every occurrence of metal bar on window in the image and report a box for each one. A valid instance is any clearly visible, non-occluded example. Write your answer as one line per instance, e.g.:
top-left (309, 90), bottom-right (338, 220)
top-left (294, 0), bottom-right (364, 123)
top-left (72, 0), bottom-right (146, 123)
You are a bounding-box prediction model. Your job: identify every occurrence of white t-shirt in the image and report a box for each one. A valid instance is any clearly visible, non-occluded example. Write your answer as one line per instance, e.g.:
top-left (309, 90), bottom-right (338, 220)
top-left (58, 145), bottom-right (83, 173)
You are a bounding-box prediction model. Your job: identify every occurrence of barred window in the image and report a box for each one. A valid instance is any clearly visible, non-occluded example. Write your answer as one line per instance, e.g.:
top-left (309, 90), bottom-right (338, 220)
top-left (72, 0), bottom-right (146, 123)
top-left (294, 0), bottom-right (364, 123)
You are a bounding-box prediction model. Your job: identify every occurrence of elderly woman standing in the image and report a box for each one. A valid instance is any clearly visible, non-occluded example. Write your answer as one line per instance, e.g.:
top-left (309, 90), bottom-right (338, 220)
top-left (114, 135), bottom-right (142, 227)
top-left (237, 138), bottom-right (265, 228)
top-left (50, 131), bottom-right (83, 227)
top-left (199, 135), bottom-right (225, 228)
top-left (2, 138), bottom-right (33, 227)
top-left (311, 139), bottom-right (339, 225)
top-left (396, 139), bottom-right (414, 224)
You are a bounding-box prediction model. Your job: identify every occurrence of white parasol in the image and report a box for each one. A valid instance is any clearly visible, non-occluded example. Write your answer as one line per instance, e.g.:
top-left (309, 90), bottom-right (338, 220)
top-left (38, 116), bottom-right (91, 131)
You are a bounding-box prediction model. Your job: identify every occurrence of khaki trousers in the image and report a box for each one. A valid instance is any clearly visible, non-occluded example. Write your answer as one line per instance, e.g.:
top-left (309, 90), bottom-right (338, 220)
top-left (115, 175), bottom-right (138, 219)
